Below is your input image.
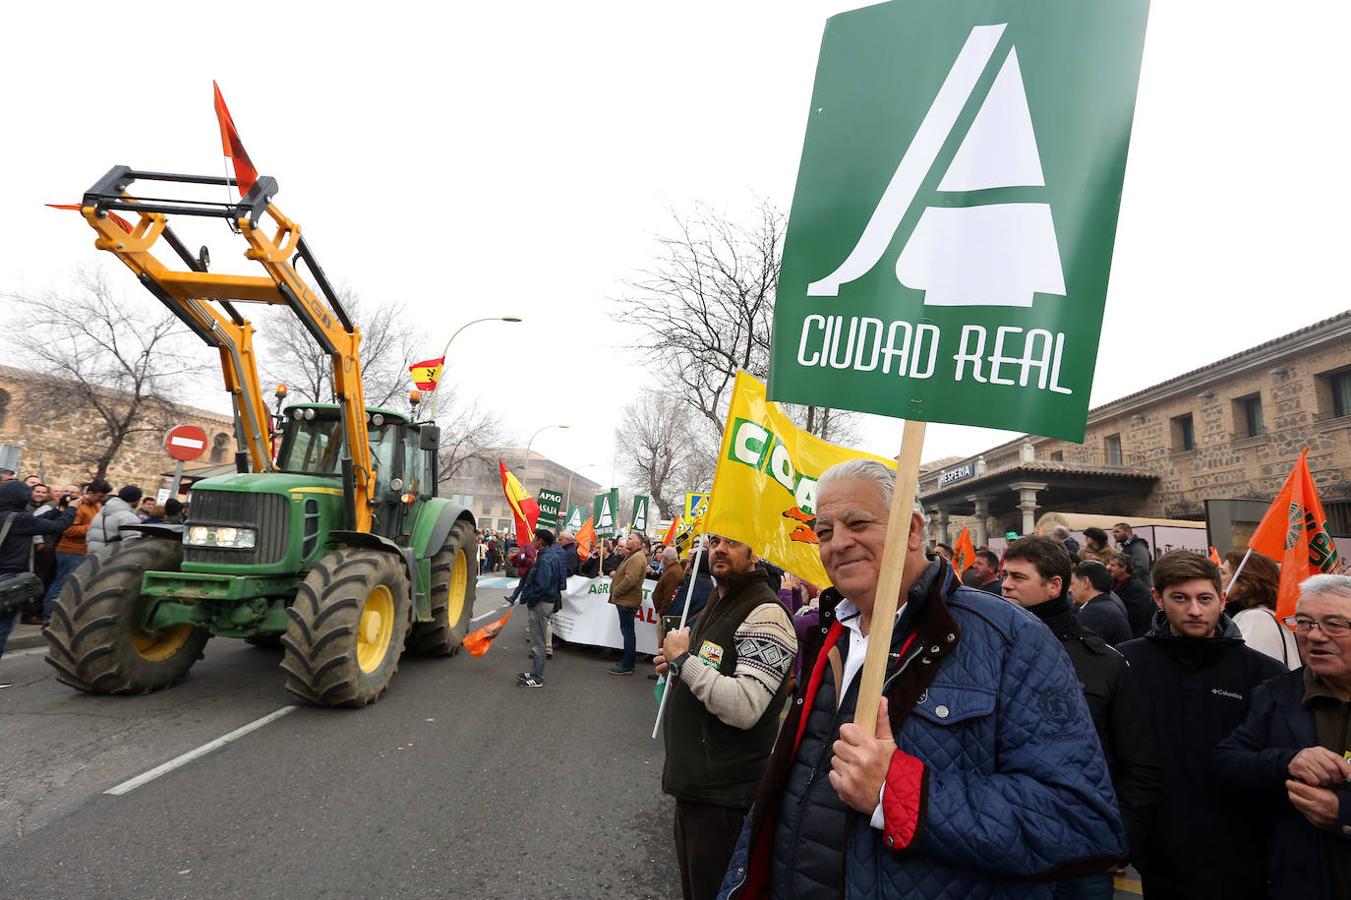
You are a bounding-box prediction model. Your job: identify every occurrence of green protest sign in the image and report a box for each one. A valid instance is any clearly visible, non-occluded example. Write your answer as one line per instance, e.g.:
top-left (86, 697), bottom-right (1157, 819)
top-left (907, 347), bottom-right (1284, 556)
top-left (563, 505), bottom-right (585, 533)
top-left (768, 0), bottom-right (1149, 441)
top-left (536, 488), bottom-right (564, 530)
top-left (593, 489), bottom-right (620, 538)
top-left (631, 495), bottom-right (651, 532)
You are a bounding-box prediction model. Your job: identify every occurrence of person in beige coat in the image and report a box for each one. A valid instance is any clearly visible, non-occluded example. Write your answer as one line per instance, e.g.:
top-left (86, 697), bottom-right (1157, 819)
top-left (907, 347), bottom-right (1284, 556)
top-left (608, 533), bottom-right (648, 675)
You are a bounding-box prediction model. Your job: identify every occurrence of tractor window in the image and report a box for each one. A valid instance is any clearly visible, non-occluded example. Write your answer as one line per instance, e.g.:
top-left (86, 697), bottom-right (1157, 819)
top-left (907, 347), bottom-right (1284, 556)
top-left (368, 422), bottom-right (398, 494)
top-left (281, 418), bottom-right (344, 474)
top-left (404, 431), bottom-right (423, 496)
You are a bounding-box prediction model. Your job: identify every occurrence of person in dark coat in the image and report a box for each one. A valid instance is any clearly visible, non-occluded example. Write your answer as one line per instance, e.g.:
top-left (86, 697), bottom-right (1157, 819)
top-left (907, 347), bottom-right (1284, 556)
top-left (1119, 551), bottom-right (1286, 900)
top-left (718, 460), bottom-right (1124, 900)
top-left (1069, 559), bottom-right (1132, 646)
top-left (1112, 523), bottom-right (1153, 587)
top-left (1109, 552), bottom-right (1155, 639)
top-left (1215, 573), bottom-right (1351, 900)
top-left (1001, 537), bottom-right (1162, 893)
top-left (0, 481), bottom-right (77, 657)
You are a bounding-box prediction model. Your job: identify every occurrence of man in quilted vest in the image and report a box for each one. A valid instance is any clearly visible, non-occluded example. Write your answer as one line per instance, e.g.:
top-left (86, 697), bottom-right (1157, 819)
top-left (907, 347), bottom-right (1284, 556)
top-left (717, 459), bottom-right (1125, 899)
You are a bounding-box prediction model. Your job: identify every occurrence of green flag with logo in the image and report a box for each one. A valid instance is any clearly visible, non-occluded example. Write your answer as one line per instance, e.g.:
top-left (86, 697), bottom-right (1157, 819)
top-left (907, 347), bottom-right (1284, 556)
top-left (563, 505), bottom-right (585, 533)
top-left (768, 0), bottom-right (1149, 441)
top-left (630, 495), bottom-right (650, 532)
top-left (593, 489), bottom-right (620, 538)
top-left (536, 488), bottom-right (564, 530)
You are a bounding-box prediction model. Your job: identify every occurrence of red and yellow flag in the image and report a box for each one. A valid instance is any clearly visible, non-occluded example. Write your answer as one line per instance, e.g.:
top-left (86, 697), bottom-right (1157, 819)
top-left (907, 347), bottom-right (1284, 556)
top-left (952, 527), bottom-right (976, 576)
top-left (212, 81), bottom-right (258, 195)
top-left (576, 516), bottom-right (596, 561)
top-left (409, 357), bottom-right (445, 392)
top-left (1249, 449), bottom-right (1342, 620)
top-left (499, 460), bottom-right (540, 547)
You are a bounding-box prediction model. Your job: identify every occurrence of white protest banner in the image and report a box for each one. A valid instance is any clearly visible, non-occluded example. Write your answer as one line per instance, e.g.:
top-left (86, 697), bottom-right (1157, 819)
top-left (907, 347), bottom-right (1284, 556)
top-left (549, 575), bottom-right (661, 655)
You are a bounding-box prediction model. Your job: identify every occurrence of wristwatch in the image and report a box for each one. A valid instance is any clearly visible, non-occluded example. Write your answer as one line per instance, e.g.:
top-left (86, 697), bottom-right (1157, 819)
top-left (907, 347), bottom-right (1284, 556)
top-left (669, 651), bottom-right (692, 679)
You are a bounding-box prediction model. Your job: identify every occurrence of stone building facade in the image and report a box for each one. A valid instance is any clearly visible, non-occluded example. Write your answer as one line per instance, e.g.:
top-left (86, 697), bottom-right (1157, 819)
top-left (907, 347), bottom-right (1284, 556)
top-left (920, 311), bottom-right (1351, 547)
top-left (439, 448), bottom-right (603, 534)
top-left (0, 364), bottom-right (236, 492)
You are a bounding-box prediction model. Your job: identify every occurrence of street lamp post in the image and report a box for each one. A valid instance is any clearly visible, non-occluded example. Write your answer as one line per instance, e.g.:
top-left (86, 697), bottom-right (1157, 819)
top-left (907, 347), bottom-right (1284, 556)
top-left (423, 316), bottom-right (522, 410)
top-left (563, 463), bottom-right (601, 516)
top-left (523, 424), bottom-right (569, 476)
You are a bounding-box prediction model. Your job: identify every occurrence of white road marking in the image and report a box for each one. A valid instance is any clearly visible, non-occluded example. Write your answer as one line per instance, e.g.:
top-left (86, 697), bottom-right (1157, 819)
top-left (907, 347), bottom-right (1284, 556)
top-left (104, 705), bottom-right (296, 796)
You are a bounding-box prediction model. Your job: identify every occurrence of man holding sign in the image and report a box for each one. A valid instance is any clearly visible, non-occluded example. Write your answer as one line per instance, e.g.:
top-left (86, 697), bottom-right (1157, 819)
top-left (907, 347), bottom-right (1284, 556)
top-left (718, 461), bottom-right (1124, 897)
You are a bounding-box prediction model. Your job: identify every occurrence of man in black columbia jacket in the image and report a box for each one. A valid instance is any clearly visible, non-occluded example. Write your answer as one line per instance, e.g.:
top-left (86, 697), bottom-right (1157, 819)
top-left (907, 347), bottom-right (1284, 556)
top-left (1119, 551), bottom-right (1285, 899)
top-left (1002, 537), bottom-right (1162, 889)
top-left (0, 481), bottom-right (77, 657)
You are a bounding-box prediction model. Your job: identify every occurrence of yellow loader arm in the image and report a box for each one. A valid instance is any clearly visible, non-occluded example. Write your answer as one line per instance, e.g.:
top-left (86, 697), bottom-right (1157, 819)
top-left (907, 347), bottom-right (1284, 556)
top-left (77, 166), bottom-right (375, 532)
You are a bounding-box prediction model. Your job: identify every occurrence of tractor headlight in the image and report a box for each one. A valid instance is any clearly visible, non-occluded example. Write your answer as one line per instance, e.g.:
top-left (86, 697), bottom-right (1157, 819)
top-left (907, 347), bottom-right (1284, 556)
top-left (184, 526), bottom-right (257, 549)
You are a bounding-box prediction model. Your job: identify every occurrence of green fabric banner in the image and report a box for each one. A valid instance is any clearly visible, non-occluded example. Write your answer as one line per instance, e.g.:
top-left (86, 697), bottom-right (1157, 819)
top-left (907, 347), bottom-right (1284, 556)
top-left (536, 488), bottom-right (564, 530)
top-left (768, 0), bottom-right (1149, 441)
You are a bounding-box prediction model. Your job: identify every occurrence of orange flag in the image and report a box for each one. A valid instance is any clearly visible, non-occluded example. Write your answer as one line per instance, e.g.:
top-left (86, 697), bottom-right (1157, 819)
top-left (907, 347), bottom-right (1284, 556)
top-left (464, 609), bottom-right (513, 657)
top-left (1249, 449), bottom-right (1342, 619)
top-left (576, 516), bottom-right (596, 561)
top-left (952, 527), bottom-right (976, 576)
top-left (661, 515), bottom-right (681, 548)
top-left (212, 81), bottom-right (258, 195)
top-left (499, 460), bottom-right (540, 547)
top-left (1208, 547), bottom-right (1223, 569)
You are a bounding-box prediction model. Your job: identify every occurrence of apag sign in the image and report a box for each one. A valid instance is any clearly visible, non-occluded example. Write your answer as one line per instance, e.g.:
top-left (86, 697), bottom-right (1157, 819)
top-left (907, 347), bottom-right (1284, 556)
top-left (536, 488), bottom-right (564, 530)
top-left (768, 0), bottom-right (1149, 441)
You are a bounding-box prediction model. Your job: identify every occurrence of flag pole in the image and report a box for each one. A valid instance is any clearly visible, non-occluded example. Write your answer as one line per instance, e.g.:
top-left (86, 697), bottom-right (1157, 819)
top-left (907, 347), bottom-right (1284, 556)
top-left (853, 419), bottom-right (927, 735)
top-left (1224, 547), bottom-right (1253, 596)
top-left (651, 524), bottom-right (709, 740)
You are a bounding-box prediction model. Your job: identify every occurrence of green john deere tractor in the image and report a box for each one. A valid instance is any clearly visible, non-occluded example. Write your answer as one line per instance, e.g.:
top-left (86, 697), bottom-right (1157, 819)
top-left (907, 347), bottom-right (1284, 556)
top-left (44, 164), bottom-right (476, 706)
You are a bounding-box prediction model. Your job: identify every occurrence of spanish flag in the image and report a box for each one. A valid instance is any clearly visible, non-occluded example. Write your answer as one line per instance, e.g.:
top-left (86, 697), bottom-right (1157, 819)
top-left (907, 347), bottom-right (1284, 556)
top-left (409, 357), bottom-right (445, 392)
top-left (212, 81), bottom-right (258, 196)
top-left (952, 527), bottom-right (976, 576)
top-left (499, 460), bottom-right (540, 547)
top-left (1248, 449), bottom-right (1342, 620)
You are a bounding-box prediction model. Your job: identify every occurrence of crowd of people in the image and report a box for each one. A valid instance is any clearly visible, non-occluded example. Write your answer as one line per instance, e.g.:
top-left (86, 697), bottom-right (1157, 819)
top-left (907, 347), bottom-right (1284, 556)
top-left (0, 468), bottom-right (184, 658)
top-left (611, 460), bottom-right (1349, 900)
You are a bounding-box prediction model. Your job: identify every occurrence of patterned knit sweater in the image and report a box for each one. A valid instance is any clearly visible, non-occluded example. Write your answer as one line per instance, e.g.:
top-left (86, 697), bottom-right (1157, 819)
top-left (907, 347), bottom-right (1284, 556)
top-left (682, 601), bottom-right (797, 729)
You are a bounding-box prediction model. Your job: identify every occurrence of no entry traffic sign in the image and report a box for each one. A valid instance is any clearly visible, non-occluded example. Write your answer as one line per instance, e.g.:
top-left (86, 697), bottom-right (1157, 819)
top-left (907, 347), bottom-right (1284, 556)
top-left (164, 424), bottom-right (209, 462)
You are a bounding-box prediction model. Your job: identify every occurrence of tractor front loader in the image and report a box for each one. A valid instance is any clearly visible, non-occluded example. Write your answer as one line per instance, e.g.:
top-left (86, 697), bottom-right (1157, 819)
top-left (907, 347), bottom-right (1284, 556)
top-left (45, 167), bottom-right (476, 706)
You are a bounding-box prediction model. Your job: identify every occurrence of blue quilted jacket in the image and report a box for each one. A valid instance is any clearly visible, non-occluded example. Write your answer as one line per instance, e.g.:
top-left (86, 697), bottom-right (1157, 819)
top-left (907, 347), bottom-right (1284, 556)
top-left (718, 560), bottom-right (1126, 899)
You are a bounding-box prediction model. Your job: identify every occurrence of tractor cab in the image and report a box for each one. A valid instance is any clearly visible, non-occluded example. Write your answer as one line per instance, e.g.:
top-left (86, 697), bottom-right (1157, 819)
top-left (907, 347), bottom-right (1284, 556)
top-left (274, 403), bottom-right (440, 544)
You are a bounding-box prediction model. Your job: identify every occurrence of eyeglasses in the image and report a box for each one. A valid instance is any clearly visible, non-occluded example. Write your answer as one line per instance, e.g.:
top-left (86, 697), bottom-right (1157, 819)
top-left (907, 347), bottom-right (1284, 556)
top-left (1283, 615), bottom-right (1351, 637)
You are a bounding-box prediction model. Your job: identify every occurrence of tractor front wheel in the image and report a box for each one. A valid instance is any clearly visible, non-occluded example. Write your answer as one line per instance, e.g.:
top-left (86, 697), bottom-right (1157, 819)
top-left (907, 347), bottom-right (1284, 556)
top-left (407, 519), bottom-right (477, 656)
top-left (44, 539), bottom-right (210, 694)
top-left (281, 547), bottom-right (411, 707)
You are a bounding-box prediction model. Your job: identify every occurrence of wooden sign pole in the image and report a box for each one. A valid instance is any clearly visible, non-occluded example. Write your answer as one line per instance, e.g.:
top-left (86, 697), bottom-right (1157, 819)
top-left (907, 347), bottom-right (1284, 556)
top-left (853, 418), bottom-right (928, 735)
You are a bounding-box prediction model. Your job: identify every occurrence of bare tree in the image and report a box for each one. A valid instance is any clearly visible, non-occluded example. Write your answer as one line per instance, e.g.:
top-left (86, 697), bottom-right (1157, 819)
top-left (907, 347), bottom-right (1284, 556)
top-left (258, 289), bottom-right (419, 409)
top-left (7, 270), bottom-right (194, 481)
top-left (617, 200), bottom-right (856, 446)
top-left (614, 392), bottom-right (706, 520)
top-left (430, 388), bottom-right (509, 485)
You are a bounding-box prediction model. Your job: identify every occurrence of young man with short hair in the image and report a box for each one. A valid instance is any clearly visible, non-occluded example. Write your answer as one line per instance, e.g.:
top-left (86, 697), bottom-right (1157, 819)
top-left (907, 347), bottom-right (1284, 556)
top-left (1119, 551), bottom-right (1285, 899)
top-left (515, 528), bottom-right (562, 689)
top-left (967, 548), bottom-right (1002, 596)
top-left (1112, 522), bottom-right (1152, 587)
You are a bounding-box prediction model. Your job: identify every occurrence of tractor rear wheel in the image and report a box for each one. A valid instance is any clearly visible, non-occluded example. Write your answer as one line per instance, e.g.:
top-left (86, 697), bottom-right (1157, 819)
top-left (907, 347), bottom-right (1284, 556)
top-left (44, 539), bottom-right (210, 694)
top-left (280, 547), bottom-right (410, 707)
top-left (407, 519), bottom-right (476, 656)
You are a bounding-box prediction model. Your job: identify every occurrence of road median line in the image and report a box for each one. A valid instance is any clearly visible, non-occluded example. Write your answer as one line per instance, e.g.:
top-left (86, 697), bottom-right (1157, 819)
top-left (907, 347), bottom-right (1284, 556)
top-left (104, 705), bottom-right (296, 796)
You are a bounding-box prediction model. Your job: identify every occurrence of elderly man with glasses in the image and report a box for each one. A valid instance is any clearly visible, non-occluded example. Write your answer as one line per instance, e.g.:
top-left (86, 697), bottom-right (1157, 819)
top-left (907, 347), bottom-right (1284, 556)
top-left (1217, 574), bottom-right (1351, 900)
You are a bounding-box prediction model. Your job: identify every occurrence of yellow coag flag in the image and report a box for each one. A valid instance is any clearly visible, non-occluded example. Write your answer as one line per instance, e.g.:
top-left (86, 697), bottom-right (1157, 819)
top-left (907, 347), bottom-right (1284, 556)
top-left (704, 371), bottom-right (896, 587)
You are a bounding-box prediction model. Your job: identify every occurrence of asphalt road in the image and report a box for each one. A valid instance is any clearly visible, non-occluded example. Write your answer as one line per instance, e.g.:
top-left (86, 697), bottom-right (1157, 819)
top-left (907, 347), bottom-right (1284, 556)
top-left (0, 587), bottom-right (680, 899)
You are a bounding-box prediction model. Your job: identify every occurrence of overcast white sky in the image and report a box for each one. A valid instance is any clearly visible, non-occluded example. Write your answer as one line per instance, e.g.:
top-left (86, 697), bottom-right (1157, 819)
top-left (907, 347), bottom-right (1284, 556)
top-left (1, 2), bottom-right (1347, 484)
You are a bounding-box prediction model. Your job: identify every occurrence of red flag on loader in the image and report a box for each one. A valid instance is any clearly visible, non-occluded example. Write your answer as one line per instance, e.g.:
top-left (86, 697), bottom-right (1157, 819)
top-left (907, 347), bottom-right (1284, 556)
top-left (952, 527), bottom-right (976, 576)
top-left (212, 81), bottom-right (258, 195)
top-left (1248, 449), bottom-right (1342, 620)
top-left (464, 608), bottom-right (513, 657)
top-left (499, 460), bottom-right (540, 547)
